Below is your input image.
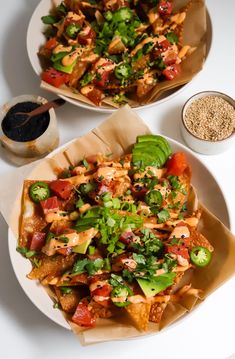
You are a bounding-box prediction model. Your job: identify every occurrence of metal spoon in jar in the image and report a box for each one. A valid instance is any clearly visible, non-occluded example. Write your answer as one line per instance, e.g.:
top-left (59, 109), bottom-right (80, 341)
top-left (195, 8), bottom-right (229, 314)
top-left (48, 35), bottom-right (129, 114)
top-left (14, 98), bottom-right (66, 128)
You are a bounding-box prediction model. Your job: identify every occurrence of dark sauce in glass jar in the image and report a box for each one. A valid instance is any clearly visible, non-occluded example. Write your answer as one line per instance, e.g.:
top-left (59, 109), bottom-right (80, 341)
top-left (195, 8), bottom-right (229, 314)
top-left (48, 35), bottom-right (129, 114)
top-left (1, 101), bottom-right (50, 142)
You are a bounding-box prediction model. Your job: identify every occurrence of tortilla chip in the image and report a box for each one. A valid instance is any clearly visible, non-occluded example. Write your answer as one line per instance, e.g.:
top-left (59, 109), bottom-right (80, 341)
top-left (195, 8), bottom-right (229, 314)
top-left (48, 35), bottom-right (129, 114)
top-left (27, 253), bottom-right (76, 280)
top-left (54, 287), bottom-right (80, 313)
top-left (50, 219), bottom-right (73, 235)
top-left (19, 180), bottom-right (48, 247)
top-left (125, 302), bottom-right (151, 331)
top-left (149, 302), bottom-right (167, 323)
top-left (90, 301), bottom-right (118, 319)
top-left (189, 227), bottom-right (214, 252)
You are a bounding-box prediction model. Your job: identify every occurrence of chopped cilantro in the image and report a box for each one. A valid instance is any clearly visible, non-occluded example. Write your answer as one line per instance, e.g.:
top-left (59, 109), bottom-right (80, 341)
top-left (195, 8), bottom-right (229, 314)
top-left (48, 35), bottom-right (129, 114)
top-left (16, 246), bottom-right (37, 258)
top-left (32, 258), bottom-right (42, 268)
top-left (72, 258), bottom-right (89, 274)
top-left (165, 31), bottom-right (178, 44)
top-left (142, 41), bottom-right (154, 54)
top-left (60, 286), bottom-right (72, 294)
top-left (153, 56), bottom-right (166, 70)
top-left (82, 159), bottom-right (89, 169)
top-left (168, 175), bottom-right (181, 190)
top-left (119, 159), bottom-right (125, 166)
top-left (76, 196), bottom-right (85, 209)
top-left (79, 182), bottom-right (95, 195)
top-left (132, 49), bottom-right (143, 63)
top-left (86, 258), bottom-right (104, 275)
top-left (122, 269), bottom-right (135, 282)
top-left (157, 209), bottom-right (170, 223)
top-left (133, 253), bottom-right (146, 264)
top-left (113, 93), bottom-right (128, 104)
top-left (41, 15), bottom-right (58, 24)
top-left (72, 257), bottom-right (104, 276)
top-left (58, 236), bottom-right (69, 243)
top-left (168, 201), bottom-right (180, 209)
top-left (80, 72), bottom-right (93, 87)
top-left (130, 229), bottom-right (163, 256)
top-left (46, 231), bottom-right (54, 243)
top-left (162, 254), bottom-right (177, 272)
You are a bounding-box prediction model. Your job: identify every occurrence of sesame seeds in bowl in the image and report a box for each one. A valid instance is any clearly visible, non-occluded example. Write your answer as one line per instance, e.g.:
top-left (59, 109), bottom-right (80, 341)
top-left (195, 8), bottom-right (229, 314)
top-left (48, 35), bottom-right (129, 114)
top-left (181, 91), bottom-right (235, 155)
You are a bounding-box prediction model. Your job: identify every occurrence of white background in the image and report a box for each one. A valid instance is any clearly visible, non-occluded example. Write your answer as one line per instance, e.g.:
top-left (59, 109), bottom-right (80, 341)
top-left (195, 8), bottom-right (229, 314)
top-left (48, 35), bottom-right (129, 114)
top-left (0, 1), bottom-right (235, 358)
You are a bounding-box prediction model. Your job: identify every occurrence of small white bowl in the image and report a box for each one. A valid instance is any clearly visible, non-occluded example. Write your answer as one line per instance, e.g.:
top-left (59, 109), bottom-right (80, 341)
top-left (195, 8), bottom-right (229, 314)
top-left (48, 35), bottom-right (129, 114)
top-left (181, 91), bottom-right (235, 155)
top-left (0, 94), bottom-right (59, 164)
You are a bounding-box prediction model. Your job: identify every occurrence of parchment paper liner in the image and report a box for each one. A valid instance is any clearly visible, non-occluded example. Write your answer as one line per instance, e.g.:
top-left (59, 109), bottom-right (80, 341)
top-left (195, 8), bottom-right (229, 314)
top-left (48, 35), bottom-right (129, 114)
top-left (40, 0), bottom-right (206, 109)
top-left (1, 106), bottom-right (235, 345)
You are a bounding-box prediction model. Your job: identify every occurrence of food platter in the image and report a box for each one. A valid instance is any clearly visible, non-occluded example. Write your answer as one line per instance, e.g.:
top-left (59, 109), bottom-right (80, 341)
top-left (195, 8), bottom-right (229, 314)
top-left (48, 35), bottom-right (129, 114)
top-left (7, 135), bottom-right (230, 332)
top-left (27, 0), bottom-right (212, 113)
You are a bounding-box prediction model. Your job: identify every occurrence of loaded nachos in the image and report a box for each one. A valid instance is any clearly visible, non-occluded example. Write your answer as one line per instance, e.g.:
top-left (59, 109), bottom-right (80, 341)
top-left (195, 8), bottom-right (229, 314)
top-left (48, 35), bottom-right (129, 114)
top-left (39, 0), bottom-right (196, 106)
top-left (17, 135), bottom-right (213, 331)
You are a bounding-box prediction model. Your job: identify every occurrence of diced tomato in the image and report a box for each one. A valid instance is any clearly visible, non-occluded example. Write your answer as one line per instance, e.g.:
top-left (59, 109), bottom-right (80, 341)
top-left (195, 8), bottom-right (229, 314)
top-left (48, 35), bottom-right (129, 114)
top-left (97, 182), bottom-right (110, 195)
top-left (164, 51), bottom-right (178, 65)
top-left (167, 152), bottom-right (188, 176)
top-left (119, 231), bottom-right (135, 245)
top-left (162, 63), bottom-right (181, 80)
top-left (57, 247), bottom-right (73, 256)
top-left (89, 273), bottom-right (110, 284)
top-left (86, 87), bottom-right (103, 106)
top-left (71, 273), bottom-right (89, 285)
top-left (93, 70), bottom-right (111, 88)
top-left (77, 26), bottom-right (96, 45)
top-left (89, 180), bottom-right (111, 202)
top-left (87, 252), bottom-right (103, 261)
top-left (93, 61), bottom-right (114, 88)
top-left (44, 37), bottom-right (57, 50)
top-left (175, 221), bottom-right (186, 227)
top-left (156, 39), bottom-right (171, 54)
top-left (86, 155), bottom-right (98, 164)
top-left (40, 196), bottom-right (60, 214)
top-left (49, 180), bottom-right (73, 200)
top-left (41, 68), bottom-right (70, 88)
top-left (166, 245), bottom-right (189, 259)
top-left (158, 1), bottom-right (173, 16)
top-left (91, 284), bottom-right (112, 297)
top-left (64, 16), bottom-right (83, 28)
top-left (131, 184), bottom-right (148, 198)
top-left (95, 299), bottom-right (111, 307)
top-left (29, 232), bottom-right (46, 251)
top-left (72, 302), bottom-right (96, 327)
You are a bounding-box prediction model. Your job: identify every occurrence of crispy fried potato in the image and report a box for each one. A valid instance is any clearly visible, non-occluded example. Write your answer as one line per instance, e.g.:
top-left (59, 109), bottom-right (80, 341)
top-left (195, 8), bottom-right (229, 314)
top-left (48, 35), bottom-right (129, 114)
top-left (125, 302), bottom-right (151, 331)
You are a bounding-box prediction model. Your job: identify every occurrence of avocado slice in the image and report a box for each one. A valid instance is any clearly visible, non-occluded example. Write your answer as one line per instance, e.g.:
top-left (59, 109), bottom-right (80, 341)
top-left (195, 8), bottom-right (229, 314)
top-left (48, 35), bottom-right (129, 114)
top-left (136, 273), bottom-right (176, 298)
top-left (133, 143), bottom-right (167, 167)
top-left (53, 60), bottom-right (77, 74)
top-left (134, 142), bottom-right (168, 159)
top-left (132, 151), bottom-right (160, 168)
top-left (72, 238), bottom-right (92, 254)
top-left (137, 135), bottom-right (172, 158)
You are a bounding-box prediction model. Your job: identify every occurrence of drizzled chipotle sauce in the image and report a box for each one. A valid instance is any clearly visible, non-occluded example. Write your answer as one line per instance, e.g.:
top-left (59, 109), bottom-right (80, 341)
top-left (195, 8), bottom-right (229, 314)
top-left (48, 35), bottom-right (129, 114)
top-left (1, 101), bottom-right (50, 142)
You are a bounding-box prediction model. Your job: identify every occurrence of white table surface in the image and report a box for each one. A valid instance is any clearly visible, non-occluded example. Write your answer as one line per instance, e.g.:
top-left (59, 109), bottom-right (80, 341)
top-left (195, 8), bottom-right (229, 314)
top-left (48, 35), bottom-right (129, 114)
top-left (0, 1), bottom-right (235, 358)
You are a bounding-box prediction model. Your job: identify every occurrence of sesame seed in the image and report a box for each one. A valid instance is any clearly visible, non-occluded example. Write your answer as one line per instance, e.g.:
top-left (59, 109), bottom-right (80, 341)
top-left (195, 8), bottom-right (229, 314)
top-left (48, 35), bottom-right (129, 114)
top-left (184, 96), bottom-right (235, 141)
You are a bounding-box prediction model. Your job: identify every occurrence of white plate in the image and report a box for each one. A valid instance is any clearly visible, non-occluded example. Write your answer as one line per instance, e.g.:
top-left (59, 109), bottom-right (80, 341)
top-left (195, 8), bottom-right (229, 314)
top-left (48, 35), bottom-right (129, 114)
top-left (26, 0), bottom-right (212, 113)
top-left (8, 136), bottom-right (230, 331)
